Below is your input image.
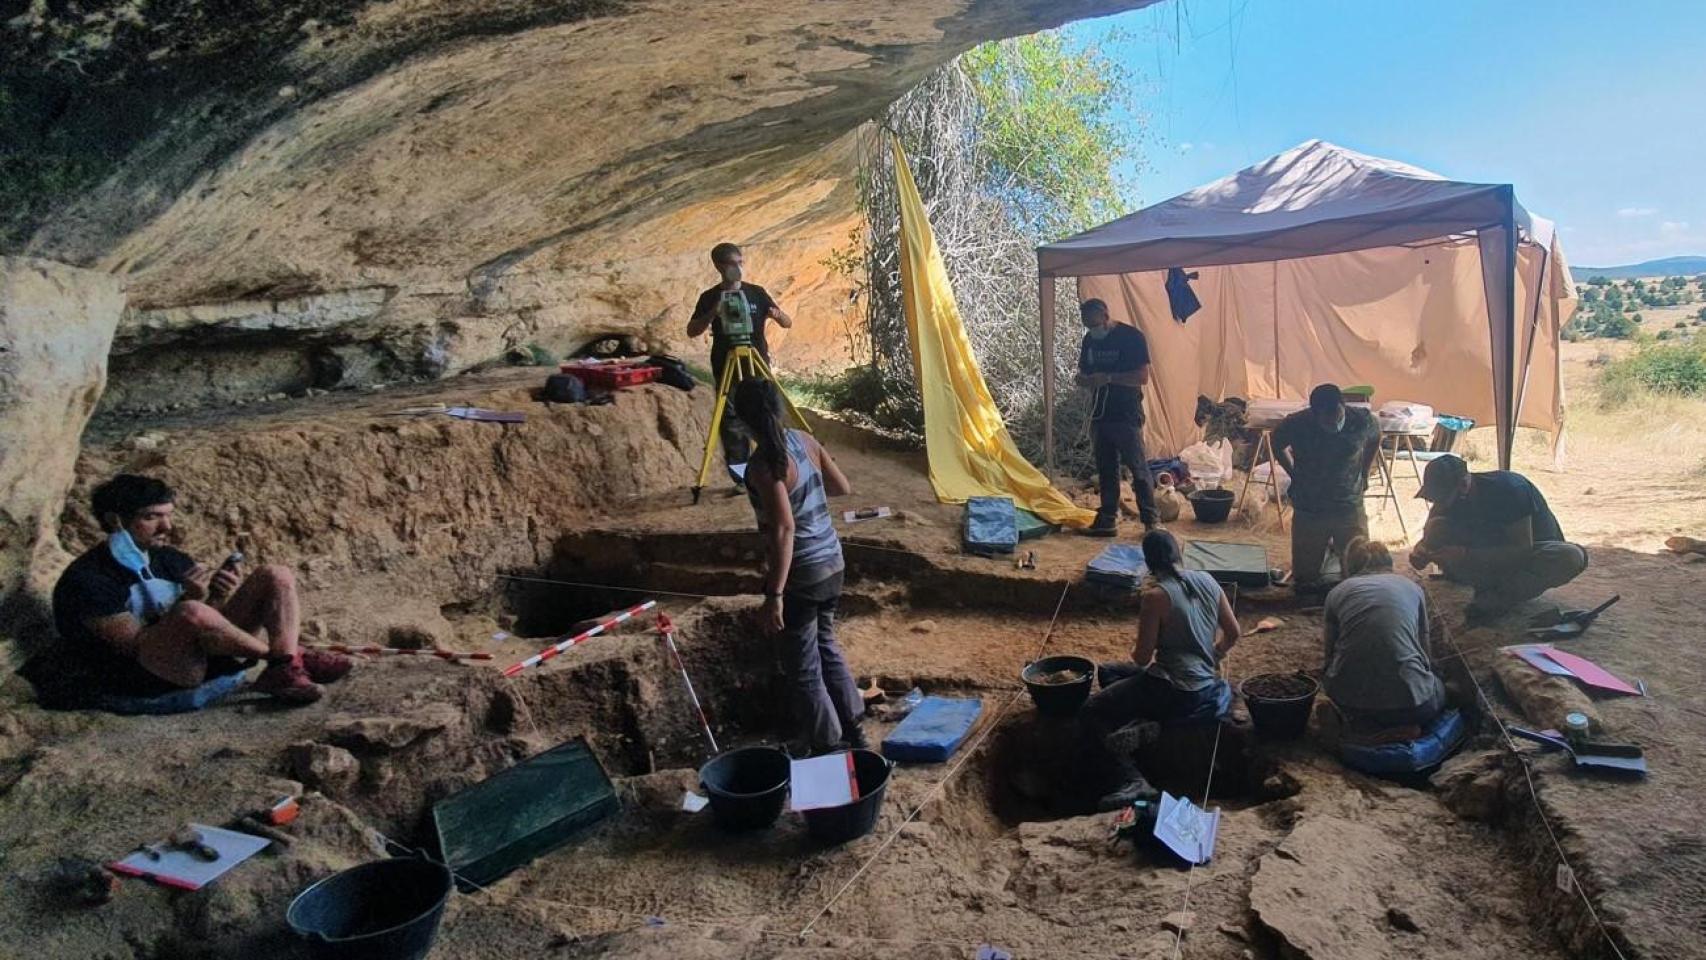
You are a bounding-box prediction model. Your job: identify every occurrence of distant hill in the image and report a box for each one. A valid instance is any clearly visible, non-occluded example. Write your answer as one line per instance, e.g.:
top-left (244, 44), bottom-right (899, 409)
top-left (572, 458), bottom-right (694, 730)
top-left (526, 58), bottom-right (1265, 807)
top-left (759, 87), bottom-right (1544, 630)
top-left (1572, 256), bottom-right (1706, 280)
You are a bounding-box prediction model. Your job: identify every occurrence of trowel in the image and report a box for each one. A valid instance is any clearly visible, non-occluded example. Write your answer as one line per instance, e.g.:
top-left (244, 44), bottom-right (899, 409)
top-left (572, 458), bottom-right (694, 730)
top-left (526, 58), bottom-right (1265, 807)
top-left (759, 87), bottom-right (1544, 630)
top-left (1525, 595), bottom-right (1620, 640)
top-left (1508, 726), bottom-right (1647, 777)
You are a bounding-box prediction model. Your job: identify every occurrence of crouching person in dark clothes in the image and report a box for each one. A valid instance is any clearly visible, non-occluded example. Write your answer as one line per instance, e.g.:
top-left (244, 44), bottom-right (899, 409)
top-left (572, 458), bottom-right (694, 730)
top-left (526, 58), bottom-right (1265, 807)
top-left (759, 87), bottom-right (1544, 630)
top-left (1410, 454), bottom-right (1588, 620)
top-left (34, 474), bottom-right (350, 709)
top-left (734, 379), bottom-right (867, 756)
top-left (1076, 298), bottom-right (1158, 536)
top-left (1076, 531), bottom-right (1241, 811)
top-left (1323, 539), bottom-right (1446, 736)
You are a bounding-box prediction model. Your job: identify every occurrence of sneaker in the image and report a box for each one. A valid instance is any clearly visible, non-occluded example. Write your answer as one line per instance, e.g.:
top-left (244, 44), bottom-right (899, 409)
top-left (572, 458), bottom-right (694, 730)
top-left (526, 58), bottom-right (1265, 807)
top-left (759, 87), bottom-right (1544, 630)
top-left (1104, 720), bottom-right (1162, 757)
top-left (253, 659), bottom-right (323, 705)
top-left (300, 648), bottom-right (353, 685)
top-left (1096, 776), bottom-right (1160, 813)
top-left (1088, 515), bottom-right (1118, 538)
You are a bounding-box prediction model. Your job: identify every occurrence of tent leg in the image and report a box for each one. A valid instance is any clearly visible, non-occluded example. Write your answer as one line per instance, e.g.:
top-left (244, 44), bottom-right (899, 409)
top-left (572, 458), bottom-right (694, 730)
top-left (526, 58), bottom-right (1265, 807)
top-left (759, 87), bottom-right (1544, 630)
top-left (1040, 274), bottom-right (1057, 478)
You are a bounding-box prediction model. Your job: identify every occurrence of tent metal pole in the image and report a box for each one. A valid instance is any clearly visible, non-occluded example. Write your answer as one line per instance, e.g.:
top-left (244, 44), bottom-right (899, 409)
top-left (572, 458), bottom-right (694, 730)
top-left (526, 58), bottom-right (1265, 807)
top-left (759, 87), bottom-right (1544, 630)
top-left (1499, 187), bottom-right (1519, 470)
top-left (1040, 272), bottom-right (1057, 478)
top-left (1512, 243), bottom-right (1549, 430)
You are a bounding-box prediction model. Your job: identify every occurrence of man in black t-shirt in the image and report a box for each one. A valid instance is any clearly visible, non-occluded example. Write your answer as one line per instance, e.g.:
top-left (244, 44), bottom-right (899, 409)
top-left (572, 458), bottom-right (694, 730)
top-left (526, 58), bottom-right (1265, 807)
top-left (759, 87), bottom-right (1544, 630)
top-left (1411, 455), bottom-right (1588, 618)
top-left (1077, 298), bottom-right (1157, 535)
top-left (1272, 383), bottom-right (1381, 592)
top-left (34, 474), bottom-right (350, 708)
top-left (687, 242), bottom-right (793, 480)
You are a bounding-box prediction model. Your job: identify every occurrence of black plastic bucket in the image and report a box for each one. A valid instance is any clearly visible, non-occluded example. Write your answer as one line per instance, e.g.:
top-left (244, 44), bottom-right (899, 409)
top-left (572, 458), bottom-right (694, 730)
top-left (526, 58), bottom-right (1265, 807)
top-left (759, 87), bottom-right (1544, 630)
top-left (699, 746), bottom-right (790, 831)
top-left (1240, 673), bottom-right (1320, 740)
top-left (1022, 655), bottom-right (1096, 717)
top-left (1188, 489), bottom-right (1235, 523)
top-left (801, 749), bottom-right (893, 845)
top-left (286, 856), bottom-right (452, 960)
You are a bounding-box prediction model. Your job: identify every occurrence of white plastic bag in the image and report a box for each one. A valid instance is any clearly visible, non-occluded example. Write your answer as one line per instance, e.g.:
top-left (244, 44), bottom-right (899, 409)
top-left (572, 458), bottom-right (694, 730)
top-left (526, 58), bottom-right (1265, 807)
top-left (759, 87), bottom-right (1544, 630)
top-left (1250, 460), bottom-right (1291, 498)
top-left (1180, 439), bottom-right (1235, 488)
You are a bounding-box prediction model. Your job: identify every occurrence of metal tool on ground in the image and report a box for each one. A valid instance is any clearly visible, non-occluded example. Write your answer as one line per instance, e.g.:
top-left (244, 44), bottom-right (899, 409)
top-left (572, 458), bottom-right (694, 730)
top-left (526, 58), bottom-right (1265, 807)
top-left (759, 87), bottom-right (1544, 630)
top-left (1527, 595), bottom-right (1621, 640)
top-left (305, 642), bottom-right (494, 662)
top-left (1015, 549), bottom-right (1037, 570)
top-left (1508, 727), bottom-right (1648, 777)
top-left (502, 600), bottom-right (658, 677)
top-left (657, 614), bottom-right (718, 756)
top-left (689, 325), bottom-right (811, 503)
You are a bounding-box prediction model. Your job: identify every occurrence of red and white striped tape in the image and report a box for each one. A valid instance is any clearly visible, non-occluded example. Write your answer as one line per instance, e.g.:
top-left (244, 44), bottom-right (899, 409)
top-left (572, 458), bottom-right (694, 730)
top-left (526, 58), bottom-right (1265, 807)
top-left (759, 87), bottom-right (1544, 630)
top-left (305, 643), bottom-right (493, 662)
top-left (658, 614), bottom-right (718, 755)
top-left (501, 600), bottom-right (658, 677)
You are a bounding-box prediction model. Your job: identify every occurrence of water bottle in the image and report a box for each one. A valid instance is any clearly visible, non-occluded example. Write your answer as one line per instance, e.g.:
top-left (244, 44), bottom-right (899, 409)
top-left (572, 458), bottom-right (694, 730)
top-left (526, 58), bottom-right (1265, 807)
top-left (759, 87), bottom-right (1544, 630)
top-left (895, 687), bottom-right (924, 718)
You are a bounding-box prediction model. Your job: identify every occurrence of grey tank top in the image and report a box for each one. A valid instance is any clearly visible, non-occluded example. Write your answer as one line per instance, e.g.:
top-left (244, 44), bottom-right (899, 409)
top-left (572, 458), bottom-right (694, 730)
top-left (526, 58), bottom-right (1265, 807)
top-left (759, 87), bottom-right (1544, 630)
top-left (1146, 569), bottom-right (1224, 692)
top-left (747, 430), bottom-right (843, 584)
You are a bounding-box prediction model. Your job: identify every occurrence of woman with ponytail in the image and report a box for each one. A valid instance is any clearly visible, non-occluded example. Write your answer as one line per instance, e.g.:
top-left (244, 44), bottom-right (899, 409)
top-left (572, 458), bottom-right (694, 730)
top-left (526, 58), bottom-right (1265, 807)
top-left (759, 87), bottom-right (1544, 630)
top-left (732, 378), bottom-right (865, 755)
top-left (1077, 529), bottom-right (1241, 810)
top-left (1321, 537), bottom-right (1444, 735)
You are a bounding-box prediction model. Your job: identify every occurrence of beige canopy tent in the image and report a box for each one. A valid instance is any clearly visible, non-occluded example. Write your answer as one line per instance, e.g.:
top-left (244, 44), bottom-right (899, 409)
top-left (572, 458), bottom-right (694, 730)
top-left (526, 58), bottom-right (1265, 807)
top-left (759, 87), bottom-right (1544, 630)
top-left (1036, 140), bottom-right (1577, 471)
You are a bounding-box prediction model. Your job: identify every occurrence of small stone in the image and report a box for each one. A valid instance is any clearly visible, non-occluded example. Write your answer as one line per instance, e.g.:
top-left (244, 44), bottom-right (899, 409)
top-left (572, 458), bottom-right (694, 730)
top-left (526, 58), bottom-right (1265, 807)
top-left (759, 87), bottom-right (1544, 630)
top-left (1110, 919), bottom-right (1131, 932)
top-left (1218, 922), bottom-right (1247, 942)
top-left (264, 392), bottom-right (288, 402)
top-left (1162, 911), bottom-right (1197, 936)
top-left (909, 620), bottom-right (936, 634)
top-left (1386, 907), bottom-right (1420, 932)
top-left (287, 742), bottom-right (360, 795)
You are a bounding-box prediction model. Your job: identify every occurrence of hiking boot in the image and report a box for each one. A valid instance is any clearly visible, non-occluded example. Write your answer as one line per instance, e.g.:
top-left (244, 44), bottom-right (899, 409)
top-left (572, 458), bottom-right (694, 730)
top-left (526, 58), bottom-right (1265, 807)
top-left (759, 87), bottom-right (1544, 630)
top-left (253, 659), bottom-right (323, 705)
top-left (1104, 720), bottom-right (1162, 757)
top-left (1088, 514), bottom-right (1119, 538)
top-left (842, 721), bottom-right (870, 751)
top-left (299, 648), bottom-right (353, 684)
top-left (1465, 595), bottom-right (1511, 624)
top-left (1096, 775), bottom-right (1160, 812)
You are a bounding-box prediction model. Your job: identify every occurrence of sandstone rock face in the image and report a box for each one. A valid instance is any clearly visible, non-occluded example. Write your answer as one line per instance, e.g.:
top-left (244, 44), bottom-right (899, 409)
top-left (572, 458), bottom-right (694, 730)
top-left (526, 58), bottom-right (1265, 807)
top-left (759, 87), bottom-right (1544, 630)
top-left (5, 1), bottom-right (1152, 409)
top-left (0, 258), bottom-right (125, 646)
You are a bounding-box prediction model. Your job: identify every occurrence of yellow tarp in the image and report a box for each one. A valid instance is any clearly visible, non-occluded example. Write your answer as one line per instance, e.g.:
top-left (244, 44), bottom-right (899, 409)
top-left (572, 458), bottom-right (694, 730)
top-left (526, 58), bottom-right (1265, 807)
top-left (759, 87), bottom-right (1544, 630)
top-left (892, 138), bottom-right (1095, 529)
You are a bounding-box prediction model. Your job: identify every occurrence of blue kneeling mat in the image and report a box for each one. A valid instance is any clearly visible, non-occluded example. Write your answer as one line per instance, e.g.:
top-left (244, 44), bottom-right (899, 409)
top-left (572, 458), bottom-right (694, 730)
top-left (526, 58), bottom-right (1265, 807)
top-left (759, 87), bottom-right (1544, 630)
top-left (96, 669), bottom-right (248, 716)
top-left (882, 696), bottom-right (984, 762)
top-left (1086, 543), bottom-right (1148, 590)
top-left (1340, 708), bottom-right (1468, 775)
top-left (963, 497), bottom-right (1018, 555)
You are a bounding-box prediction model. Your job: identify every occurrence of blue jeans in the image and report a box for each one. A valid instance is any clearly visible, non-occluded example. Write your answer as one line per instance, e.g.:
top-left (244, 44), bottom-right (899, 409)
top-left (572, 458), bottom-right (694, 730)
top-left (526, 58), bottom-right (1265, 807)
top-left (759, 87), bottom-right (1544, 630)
top-left (781, 570), bottom-right (863, 752)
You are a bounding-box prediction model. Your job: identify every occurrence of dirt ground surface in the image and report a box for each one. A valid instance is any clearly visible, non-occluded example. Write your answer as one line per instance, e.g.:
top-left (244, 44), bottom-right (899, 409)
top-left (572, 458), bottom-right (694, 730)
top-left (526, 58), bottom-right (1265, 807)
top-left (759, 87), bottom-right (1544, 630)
top-left (2, 342), bottom-right (1702, 959)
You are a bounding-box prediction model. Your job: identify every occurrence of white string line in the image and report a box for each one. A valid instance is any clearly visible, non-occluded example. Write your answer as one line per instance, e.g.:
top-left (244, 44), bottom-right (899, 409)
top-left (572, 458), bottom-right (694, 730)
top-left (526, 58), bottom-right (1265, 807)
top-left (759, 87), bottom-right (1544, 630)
top-left (1435, 618), bottom-right (1631, 960)
top-left (795, 578), bottom-right (1074, 941)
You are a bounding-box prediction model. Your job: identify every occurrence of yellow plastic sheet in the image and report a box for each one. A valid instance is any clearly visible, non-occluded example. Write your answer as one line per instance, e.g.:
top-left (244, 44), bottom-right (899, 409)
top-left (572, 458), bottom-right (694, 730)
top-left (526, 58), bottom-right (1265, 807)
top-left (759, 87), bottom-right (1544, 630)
top-left (892, 138), bottom-right (1095, 529)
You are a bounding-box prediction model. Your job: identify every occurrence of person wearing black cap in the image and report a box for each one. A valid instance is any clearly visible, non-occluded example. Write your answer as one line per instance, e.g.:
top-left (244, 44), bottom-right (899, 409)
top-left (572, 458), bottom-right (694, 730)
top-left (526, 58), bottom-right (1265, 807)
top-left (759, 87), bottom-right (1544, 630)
top-left (1271, 384), bottom-right (1380, 592)
top-left (1076, 298), bottom-right (1158, 536)
top-left (1411, 454), bottom-right (1587, 618)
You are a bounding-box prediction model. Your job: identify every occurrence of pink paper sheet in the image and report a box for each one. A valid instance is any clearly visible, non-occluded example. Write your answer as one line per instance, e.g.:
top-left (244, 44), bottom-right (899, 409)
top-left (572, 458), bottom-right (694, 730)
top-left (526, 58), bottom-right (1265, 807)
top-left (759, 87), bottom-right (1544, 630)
top-left (1540, 649), bottom-right (1641, 696)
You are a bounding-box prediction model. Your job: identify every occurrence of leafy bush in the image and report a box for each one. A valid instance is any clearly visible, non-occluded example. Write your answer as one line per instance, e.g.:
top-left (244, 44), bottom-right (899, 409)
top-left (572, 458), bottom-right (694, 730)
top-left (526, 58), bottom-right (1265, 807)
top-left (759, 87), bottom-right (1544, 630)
top-left (1599, 339), bottom-right (1706, 406)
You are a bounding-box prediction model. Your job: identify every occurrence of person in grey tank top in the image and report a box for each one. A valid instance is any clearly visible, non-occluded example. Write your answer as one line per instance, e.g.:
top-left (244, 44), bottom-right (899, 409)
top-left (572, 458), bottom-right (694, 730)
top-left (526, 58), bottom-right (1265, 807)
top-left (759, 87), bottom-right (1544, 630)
top-left (1322, 538), bottom-right (1446, 733)
top-left (733, 379), bottom-right (866, 755)
top-left (1076, 530), bottom-right (1242, 811)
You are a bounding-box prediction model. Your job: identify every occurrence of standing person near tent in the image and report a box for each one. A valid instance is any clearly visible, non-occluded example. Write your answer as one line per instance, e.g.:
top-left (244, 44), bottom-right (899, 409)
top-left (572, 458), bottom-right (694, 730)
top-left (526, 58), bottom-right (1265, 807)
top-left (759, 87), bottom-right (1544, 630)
top-left (1410, 455), bottom-right (1588, 619)
top-left (733, 378), bottom-right (866, 756)
top-left (1075, 298), bottom-right (1158, 536)
top-left (1076, 530), bottom-right (1241, 811)
top-left (1322, 538), bottom-right (1446, 735)
top-left (687, 242), bottom-right (793, 486)
top-left (1272, 384), bottom-right (1380, 593)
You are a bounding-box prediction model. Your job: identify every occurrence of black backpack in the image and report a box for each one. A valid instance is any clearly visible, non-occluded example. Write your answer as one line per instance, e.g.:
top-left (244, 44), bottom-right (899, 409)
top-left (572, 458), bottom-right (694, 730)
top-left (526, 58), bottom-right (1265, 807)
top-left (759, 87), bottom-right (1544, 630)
top-left (647, 354), bottom-right (696, 392)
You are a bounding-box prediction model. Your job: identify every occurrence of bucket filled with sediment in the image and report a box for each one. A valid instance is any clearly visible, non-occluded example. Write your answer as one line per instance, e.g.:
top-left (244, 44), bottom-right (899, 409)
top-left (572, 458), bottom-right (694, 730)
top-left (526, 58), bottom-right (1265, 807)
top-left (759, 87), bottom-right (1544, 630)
top-left (1021, 655), bottom-right (1095, 716)
top-left (699, 746), bottom-right (791, 831)
top-left (1240, 672), bottom-right (1320, 740)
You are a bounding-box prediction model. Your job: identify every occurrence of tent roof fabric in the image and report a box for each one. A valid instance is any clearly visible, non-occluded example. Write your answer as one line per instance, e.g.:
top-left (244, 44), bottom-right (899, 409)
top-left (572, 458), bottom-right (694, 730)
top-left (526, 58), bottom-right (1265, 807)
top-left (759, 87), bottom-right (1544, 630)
top-left (1038, 140), bottom-right (1543, 277)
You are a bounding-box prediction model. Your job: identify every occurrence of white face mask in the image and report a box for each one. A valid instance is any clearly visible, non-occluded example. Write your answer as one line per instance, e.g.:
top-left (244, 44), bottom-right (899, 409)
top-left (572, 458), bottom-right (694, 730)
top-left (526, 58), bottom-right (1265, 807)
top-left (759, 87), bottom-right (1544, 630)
top-left (1087, 326), bottom-right (1111, 341)
top-left (1330, 411), bottom-right (1346, 433)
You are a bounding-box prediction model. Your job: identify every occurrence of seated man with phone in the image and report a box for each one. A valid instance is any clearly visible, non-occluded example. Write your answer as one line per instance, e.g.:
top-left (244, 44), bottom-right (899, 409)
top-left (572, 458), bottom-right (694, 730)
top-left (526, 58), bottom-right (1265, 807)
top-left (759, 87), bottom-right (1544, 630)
top-left (36, 474), bottom-right (350, 708)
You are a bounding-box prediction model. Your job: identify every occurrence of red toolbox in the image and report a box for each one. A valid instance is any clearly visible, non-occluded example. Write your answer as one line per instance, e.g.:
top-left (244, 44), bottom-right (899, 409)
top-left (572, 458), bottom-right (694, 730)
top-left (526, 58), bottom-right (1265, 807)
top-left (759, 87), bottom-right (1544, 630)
top-left (561, 360), bottom-right (660, 390)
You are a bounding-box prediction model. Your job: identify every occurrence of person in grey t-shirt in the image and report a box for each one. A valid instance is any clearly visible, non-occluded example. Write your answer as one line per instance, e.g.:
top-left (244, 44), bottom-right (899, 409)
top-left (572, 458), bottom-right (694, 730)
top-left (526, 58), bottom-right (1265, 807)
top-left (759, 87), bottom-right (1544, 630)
top-left (1322, 539), bottom-right (1445, 731)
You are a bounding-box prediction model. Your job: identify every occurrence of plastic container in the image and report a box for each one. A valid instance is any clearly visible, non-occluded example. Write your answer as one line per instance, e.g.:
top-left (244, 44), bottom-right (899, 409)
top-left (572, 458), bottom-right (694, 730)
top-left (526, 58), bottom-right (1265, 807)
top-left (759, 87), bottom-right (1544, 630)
top-left (1021, 655), bottom-right (1096, 717)
top-left (698, 746), bottom-right (790, 831)
top-left (1240, 673), bottom-right (1320, 740)
top-left (801, 749), bottom-right (893, 844)
top-left (562, 361), bottom-right (660, 390)
top-left (286, 856), bottom-right (452, 960)
top-left (1188, 489), bottom-right (1235, 523)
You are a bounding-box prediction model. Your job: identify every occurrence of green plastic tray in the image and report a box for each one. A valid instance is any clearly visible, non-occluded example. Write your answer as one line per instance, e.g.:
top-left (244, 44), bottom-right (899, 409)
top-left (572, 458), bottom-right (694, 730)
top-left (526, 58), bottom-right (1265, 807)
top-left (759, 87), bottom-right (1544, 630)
top-left (1182, 539), bottom-right (1270, 588)
top-left (433, 736), bottom-right (618, 890)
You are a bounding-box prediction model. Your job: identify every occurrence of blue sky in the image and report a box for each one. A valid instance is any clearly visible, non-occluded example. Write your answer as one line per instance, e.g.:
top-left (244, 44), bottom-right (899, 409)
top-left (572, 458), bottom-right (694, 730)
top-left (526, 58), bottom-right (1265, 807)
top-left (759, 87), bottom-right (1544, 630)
top-left (1066, 0), bottom-right (1706, 266)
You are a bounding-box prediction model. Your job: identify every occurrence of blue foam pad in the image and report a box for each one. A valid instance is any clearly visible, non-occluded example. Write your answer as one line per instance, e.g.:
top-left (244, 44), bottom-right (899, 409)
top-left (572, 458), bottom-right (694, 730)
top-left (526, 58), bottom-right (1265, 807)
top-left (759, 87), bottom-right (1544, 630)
top-left (882, 696), bottom-right (983, 763)
top-left (94, 669), bottom-right (248, 716)
top-left (963, 497), bottom-right (1018, 555)
top-left (1340, 708), bottom-right (1469, 775)
top-left (1086, 543), bottom-right (1148, 589)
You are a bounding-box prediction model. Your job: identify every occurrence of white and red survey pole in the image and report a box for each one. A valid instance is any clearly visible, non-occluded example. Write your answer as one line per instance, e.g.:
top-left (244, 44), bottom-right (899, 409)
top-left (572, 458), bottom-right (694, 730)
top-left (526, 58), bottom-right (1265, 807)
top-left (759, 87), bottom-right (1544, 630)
top-left (657, 614), bottom-right (719, 756)
top-left (501, 600), bottom-right (658, 677)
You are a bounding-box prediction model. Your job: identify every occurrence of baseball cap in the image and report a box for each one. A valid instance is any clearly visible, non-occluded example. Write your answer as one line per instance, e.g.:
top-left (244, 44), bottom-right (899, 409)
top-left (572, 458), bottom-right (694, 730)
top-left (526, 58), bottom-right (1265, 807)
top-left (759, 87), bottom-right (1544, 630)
top-left (1308, 383), bottom-right (1343, 415)
top-left (1417, 454), bottom-right (1469, 501)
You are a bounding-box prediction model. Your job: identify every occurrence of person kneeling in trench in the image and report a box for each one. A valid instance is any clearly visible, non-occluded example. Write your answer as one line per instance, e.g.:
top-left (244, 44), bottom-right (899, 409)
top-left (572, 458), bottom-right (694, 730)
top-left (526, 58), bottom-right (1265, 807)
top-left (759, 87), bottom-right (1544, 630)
top-left (1322, 538), bottom-right (1446, 739)
top-left (44, 474), bottom-right (351, 707)
top-left (1076, 530), bottom-right (1242, 811)
top-left (733, 379), bottom-right (867, 756)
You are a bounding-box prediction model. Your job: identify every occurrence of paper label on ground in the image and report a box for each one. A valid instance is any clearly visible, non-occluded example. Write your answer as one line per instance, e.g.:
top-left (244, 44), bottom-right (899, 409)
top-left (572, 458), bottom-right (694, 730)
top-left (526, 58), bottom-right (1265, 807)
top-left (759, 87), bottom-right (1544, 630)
top-left (843, 506), bottom-right (893, 523)
top-left (789, 752), bottom-right (857, 811)
top-left (1556, 862), bottom-right (1575, 893)
top-left (681, 791), bottom-right (709, 813)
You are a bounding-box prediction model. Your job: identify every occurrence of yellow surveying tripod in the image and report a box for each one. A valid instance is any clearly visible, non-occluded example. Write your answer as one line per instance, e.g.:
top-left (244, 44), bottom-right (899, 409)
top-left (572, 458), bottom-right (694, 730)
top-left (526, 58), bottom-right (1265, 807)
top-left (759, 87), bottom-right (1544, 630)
top-left (691, 291), bottom-right (810, 503)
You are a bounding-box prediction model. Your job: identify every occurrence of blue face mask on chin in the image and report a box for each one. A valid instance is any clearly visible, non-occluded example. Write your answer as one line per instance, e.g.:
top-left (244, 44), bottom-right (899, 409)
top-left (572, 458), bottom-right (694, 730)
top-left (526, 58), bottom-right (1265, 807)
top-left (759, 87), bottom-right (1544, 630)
top-left (109, 528), bottom-right (151, 574)
top-left (110, 529), bottom-right (183, 622)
